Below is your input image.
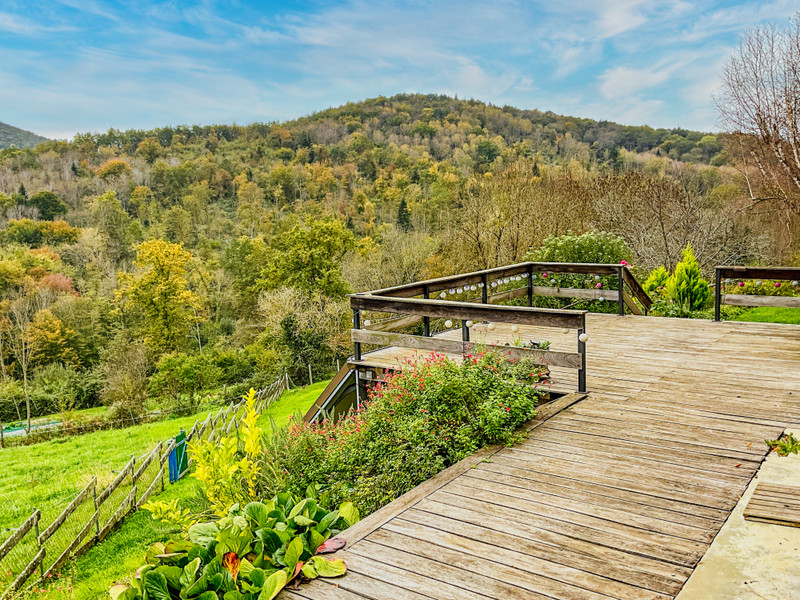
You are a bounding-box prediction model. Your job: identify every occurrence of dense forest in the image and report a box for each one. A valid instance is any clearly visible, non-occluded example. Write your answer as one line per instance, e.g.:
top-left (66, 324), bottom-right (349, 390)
top-left (0, 93), bottom-right (797, 430)
top-left (0, 122), bottom-right (49, 150)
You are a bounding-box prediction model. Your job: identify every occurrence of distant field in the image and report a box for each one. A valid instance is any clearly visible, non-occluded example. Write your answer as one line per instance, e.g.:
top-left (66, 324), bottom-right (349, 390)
top-left (733, 307), bottom-right (800, 324)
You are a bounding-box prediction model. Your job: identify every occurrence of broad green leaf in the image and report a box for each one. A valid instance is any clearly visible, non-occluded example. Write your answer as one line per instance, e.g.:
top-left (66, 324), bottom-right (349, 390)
top-left (119, 589), bottom-right (141, 600)
top-left (196, 592), bottom-right (217, 600)
top-left (180, 558), bottom-right (201, 589)
top-left (243, 502), bottom-right (269, 528)
top-left (288, 499), bottom-right (307, 519)
top-left (239, 558), bottom-right (255, 578)
top-left (310, 556), bottom-right (347, 578)
top-left (292, 515), bottom-right (315, 527)
top-left (248, 568), bottom-right (267, 589)
top-left (338, 502), bottom-right (360, 528)
top-left (146, 543), bottom-right (166, 565)
top-left (154, 566), bottom-right (182, 590)
top-left (309, 529), bottom-right (325, 554)
top-left (188, 523), bottom-right (219, 548)
top-left (315, 510), bottom-right (338, 534)
top-left (283, 537), bottom-right (303, 570)
top-left (255, 529), bottom-right (282, 555)
top-left (257, 570), bottom-right (287, 600)
top-left (143, 572), bottom-right (171, 600)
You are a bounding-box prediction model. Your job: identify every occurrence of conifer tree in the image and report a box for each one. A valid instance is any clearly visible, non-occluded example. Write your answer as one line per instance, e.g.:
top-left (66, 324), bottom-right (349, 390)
top-left (397, 198), bottom-right (411, 232)
top-left (666, 245), bottom-right (710, 312)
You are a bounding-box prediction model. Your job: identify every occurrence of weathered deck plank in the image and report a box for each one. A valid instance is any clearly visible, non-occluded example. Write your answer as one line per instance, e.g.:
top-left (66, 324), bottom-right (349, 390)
top-left (285, 314), bottom-right (800, 599)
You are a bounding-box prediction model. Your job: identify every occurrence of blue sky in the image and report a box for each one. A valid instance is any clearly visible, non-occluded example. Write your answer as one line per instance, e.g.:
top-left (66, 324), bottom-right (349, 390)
top-left (0, 0), bottom-right (797, 139)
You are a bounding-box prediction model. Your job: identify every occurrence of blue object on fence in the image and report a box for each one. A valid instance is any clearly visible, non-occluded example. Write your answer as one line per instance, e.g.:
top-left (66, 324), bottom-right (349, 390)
top-left (168, 430), bottom-right (188, 484)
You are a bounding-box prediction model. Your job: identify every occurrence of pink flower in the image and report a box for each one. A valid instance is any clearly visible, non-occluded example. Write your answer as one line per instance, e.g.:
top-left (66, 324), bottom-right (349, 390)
top-left (738, 281), bottom-right (744, 287)
top-left (596, 282), bottom-right (602, 289)
top-left (775, 282), bottom-right (781, 288)
top-left (620, 260), bottom-right (628, 266)
top-left (542, 272), bottom-right (548, 278)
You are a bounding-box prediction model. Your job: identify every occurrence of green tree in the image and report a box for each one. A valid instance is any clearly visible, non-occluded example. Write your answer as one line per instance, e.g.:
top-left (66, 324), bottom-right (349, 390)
top-left (665, 245), bottom-right (710, 312)
top-left (397, 198), bottom-right (411, 231)
top-left (643, 266), bottom-right (669, 294)
top-left (137, 137), bottom-right (162, 164)
top-left (26, 191), bottom-right (68, 220)
top-left (115, 239), bottom-right (202, 351)
top-left (263, 218), bottom-right (355, 298)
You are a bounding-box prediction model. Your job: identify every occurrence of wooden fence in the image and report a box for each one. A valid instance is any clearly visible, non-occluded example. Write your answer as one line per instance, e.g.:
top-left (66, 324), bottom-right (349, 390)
top-left (714, 265), bottom-right (800, 321)
top-left (0, 378), bottom-right (286, 600)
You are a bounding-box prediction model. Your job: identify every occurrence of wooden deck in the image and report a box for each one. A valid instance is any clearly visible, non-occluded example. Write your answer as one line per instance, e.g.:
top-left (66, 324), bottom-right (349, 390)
top-left (284, 314), bottom-right (800, 600)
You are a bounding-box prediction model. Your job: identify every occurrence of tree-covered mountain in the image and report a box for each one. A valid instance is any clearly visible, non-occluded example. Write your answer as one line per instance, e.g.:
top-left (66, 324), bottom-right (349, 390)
top-left (0, 93), bottom-right (793, 428)
top-left (0, 121), bottom-right (49, 149)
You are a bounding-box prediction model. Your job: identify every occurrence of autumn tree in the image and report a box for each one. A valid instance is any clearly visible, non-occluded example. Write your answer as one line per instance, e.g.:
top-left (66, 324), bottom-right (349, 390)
top-left (115, 239), bottom-right (202, 351)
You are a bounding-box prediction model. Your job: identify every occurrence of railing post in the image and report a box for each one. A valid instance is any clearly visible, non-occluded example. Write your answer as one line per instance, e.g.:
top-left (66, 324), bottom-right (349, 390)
top-left (481, 273), bottom-right (488, 304)
top-left (527, 264), bottom-right (534, 307)
top-left (462, 320), bottom-right (470, 346)
top-left (423, 284), bottom-right (431, 336)
top-left (352, 308), bottom-right (361, 361)
top-left (34, 507), bottom-right (43, 579)
top-left (714, 267), bottom-right (722, 322)
top-left (617, 266), bottom-right (625, 316)
top-left (577, 328), bottom-right (587, 393)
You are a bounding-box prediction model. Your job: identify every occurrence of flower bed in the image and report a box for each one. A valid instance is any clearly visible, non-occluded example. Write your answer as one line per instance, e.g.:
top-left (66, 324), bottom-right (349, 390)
top-left (263, 351), bottom-right (548, 515)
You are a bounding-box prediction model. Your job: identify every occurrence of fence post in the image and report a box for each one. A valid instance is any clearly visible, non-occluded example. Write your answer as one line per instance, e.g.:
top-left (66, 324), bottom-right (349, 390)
top-left (577, 328), bottom-right (587, 393)
top-left (714, 267), bottom-right (722, 322)
top-left (93, 481), bottom-right (100, 540)
top-left (461, 320), bottom-right (470, 348)
top-left (526, 264), bottom-right (534, 307)
top-left (129, 455), bottom-right (136, 509)
top-left (423, 284), bottom-right (431, 337)
top-left (308, 363), bottom-right (313, 385)
top-left (617, 266), bottom-right (625, 316)
top-left (0, 421), bottom-right (4, 449)
top-left (481, 273), bottom-right (489, 304)
top-left (34, 508), bottom-right (43, 579)
top-left (352, 309), bottom-right (362, 361)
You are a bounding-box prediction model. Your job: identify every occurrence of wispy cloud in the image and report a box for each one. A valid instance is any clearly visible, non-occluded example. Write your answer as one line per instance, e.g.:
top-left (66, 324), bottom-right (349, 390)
top-left (1, 0), bottom-right (798, 138)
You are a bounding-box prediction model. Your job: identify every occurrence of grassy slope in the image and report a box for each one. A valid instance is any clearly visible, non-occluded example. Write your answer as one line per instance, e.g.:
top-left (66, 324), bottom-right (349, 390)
top-left (19, 382), bottom-right (324, 600)
top-left (732, 307), bottom-right (800, 324)
top-left (0, 407), bottom-right (224, 532)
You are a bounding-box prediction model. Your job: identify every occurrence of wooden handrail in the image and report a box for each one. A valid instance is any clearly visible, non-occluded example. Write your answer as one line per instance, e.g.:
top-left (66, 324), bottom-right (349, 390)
top-left (714, 265), bottom-right (800, 321)
top-left (350, 294), bottom-right (587, 330)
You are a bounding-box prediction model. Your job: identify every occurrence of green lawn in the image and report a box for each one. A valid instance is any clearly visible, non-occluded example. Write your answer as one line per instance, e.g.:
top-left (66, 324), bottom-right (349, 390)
top-left (4, 382), bottom-right (325, 600)
top-left (732, 307), bottom-right (800, 324)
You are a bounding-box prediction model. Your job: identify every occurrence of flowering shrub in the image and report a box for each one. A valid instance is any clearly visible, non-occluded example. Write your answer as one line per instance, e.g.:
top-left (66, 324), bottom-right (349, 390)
top-left (263, 352), bottom-right (547, 515)
top-left (724, 279), bottom-right (800, 296)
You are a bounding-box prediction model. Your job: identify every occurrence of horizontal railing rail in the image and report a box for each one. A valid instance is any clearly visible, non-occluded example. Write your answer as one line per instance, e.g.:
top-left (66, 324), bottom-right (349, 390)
top-left (358, 261), bottom-right (651, 315)
top-left (714, 266), bottom-right (800, 321)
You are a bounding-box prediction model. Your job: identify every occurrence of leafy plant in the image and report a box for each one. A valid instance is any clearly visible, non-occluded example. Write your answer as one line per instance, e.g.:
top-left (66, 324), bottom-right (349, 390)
top-left (665, 245), bottom-right (710, 313)
top-left (189, 389), bottom-right (263, 516)
top-left (264, 352), bottom-right (547, 514)
top-left (643, 266), bottom-right (669, 295)
top-left (117, 491), bottom-right (355, 600)
top-left (766, 433), bottom-right (800, 457)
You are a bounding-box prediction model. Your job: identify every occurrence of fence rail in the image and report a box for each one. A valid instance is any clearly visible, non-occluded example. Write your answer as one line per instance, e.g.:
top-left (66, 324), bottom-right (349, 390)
top-left (714, 265), bottom-right (800, 321)
top-left (0, 377), bottom-right (286, 600)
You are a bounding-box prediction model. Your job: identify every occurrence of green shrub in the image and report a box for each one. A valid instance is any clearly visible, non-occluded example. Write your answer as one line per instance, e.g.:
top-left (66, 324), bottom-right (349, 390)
top-left (264, 352), bottom-right (547, 515)
top-left (725, 279), bottom-right (800, 296)
top-left (665, 245), bottom-right (710, 313)
top-left (529, 230), bottom-right (632, 264)
top-left (149, 353), bottom-right (224, 410)
top-left (643, 266), bottom-right (669, 295)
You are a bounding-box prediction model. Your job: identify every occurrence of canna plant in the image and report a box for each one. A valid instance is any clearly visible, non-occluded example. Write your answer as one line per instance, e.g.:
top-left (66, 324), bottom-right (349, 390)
top-left (113, 490), bottom-right (358, 600)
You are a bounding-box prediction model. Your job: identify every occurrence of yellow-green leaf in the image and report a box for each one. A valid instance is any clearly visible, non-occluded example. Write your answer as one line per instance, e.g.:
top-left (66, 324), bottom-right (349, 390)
top-left (257, 570), bottom-right (287, 600)
top-left (310, 556), bottom-right (347, 578)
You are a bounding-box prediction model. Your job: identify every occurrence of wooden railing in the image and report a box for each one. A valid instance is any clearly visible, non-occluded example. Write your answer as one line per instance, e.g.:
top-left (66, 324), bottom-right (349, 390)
top-left (714, 266), bottom-right (800, 321)
top-left (366, 261), bottom-right (652, 315)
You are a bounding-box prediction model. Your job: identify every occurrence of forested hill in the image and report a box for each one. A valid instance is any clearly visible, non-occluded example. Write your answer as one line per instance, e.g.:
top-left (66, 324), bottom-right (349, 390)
top-left (60, 93), bottom-right (724, 167)
top-left (0, 121), bottom-right (49, 149)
